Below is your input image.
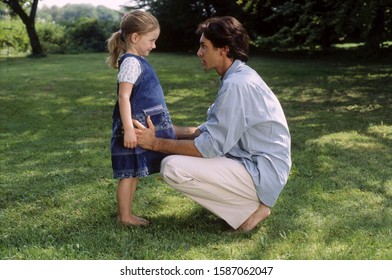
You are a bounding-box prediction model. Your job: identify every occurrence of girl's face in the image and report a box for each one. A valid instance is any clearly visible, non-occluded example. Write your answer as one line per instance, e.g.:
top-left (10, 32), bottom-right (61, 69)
top-left (129, 28), bottom-right (160, 57)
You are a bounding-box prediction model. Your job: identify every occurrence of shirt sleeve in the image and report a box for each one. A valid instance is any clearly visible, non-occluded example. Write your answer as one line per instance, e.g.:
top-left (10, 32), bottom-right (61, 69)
top-left (194, 82), bottom-right (248, 158)
top-left (117, 57), bottom-right (141, 84)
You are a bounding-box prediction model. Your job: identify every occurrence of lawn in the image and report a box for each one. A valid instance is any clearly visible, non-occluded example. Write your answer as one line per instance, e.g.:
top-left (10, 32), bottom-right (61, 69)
top-left (0, 51), bottom-right (391, 260)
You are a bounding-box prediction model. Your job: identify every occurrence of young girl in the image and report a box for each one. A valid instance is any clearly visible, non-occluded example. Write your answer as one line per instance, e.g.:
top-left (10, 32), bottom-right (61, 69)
top-left (106, 10), bottom-right (176, 226)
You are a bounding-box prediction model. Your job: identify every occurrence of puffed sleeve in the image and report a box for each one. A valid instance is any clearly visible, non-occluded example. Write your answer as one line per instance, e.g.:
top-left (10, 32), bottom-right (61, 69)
top-left (117, 57), bottom-right (141, 84)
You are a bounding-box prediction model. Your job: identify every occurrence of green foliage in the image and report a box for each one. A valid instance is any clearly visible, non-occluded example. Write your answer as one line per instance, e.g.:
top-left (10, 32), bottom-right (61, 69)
top-left (238, 0), bottom-right (392, 53)
top-left (133, 0), bottom-right (243, 51)
top-left (2, 0), bottom-right (45, 56)
top-left (38, 4), bottom-right (121, 26)
top-left (3, 1), bottom-right (391, 55)
top-left (0, 14), bottom-right (30, 54)
top-left (64, 17), bottom-right (116, 53)
top-left (38, 4), bottom-right (120, 53)
top-left (1, 52), bottom-right (391, 259)
top-left (36, 21), bottom-right (66, 53)
top-left (0, 3), bottom-right (121, 56)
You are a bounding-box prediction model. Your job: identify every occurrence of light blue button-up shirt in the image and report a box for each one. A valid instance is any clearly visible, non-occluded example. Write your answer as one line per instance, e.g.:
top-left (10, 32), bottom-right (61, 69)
top-left (194, 60), bottom-right (291, 207)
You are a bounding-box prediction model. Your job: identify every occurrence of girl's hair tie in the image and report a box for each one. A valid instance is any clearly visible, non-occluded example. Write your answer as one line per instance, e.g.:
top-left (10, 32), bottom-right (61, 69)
top-left (119, 29), bottom-right (125, 42)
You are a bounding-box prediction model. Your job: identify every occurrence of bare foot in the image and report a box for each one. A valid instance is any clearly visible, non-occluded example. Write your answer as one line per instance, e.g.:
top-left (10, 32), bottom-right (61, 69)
top-left (237, 203), bottom-right (271, 232)
top-left (118, 215), bottom-right (150, 226)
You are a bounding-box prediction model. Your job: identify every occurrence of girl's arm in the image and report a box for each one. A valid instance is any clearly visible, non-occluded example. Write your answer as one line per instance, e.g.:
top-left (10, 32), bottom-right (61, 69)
top-left (118, 82), bottom-right (137, 148)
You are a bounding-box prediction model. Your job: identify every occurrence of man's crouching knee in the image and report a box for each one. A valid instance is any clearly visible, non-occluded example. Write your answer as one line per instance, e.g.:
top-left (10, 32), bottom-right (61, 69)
top-left (160, 155), bottom-right (185, 186)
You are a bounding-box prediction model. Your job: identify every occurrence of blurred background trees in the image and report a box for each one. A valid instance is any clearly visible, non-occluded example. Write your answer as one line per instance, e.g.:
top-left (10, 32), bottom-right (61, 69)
top-left (1, 1), bottom-right (120, 55)
top-left (1, 0), bottom-right (391, 57)
top-left (2, 0), bottom-right (44, 56)
top-left (236, 0), bottom-right (391, 54)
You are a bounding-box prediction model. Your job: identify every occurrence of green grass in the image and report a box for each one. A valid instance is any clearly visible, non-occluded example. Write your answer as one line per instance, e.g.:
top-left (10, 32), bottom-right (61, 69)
top-left (0, 52), bottom-right (391, 260)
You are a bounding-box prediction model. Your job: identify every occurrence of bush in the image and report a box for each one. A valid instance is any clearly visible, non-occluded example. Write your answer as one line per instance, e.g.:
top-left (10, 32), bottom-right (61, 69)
top-left (65, 17), bottom-right (117, 53)
top-left (37, 21), bottom-right (67, 54)
top-left (0, 16), bottom-right (30, 55)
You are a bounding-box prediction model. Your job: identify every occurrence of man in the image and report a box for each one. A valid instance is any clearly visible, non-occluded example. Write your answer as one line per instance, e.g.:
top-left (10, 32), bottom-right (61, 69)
top-left (133, 16), bottom-right (291, 232)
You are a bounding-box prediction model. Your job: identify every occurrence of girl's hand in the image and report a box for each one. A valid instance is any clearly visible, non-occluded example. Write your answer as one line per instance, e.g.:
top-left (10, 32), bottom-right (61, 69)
top-left (123, 128), bottom-right (137, 148)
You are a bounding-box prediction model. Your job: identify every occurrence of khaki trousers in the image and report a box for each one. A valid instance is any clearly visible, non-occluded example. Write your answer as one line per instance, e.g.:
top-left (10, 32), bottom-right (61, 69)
top-left (160, 155), bottom-right (260, 229)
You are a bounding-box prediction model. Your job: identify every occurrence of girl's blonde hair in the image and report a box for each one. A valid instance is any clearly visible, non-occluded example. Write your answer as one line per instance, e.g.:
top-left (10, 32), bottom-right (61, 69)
top-left (106, 10), bottom-right (160, 68)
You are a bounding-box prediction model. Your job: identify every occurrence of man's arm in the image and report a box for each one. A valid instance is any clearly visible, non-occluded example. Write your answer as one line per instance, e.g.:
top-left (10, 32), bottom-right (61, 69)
top-left (150, 138), bottom-right (202, 157)
top-left (174, 125), bottom-right (201, 139)
top-left (133, 117), bottom-right (203, 157)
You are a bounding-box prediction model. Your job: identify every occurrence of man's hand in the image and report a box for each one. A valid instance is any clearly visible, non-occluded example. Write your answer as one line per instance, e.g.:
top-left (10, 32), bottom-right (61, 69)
top-left (134, 116), bottom-right (203, 157)
top-left (133, 116), bottom-right (156, 150)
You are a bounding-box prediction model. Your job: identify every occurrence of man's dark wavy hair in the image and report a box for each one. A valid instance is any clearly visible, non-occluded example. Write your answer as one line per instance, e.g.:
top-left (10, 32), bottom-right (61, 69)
top-left (196, 16), bottom-right (249, 62)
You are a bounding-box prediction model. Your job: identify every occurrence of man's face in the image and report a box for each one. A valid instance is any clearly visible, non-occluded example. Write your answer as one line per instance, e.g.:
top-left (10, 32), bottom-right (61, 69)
top-left (196, 33), bottom-right (224, 73)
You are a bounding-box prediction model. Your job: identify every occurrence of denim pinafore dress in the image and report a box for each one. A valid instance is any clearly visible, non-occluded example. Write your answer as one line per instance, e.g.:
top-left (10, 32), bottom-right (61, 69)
top-left (111, 54), bottom-right (176, 179)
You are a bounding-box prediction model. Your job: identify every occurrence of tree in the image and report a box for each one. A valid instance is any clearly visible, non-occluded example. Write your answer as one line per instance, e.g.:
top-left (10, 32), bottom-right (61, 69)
top-left (128, 0), bottom-right (243, 51)
top-left (3, 0), bottom-right (45, 56)
top-left (37, 4), bottom-right (120, 53)
top-left (0, 10), bottom-right (30, 53)
top-left (66, 17), bottom-right (116, 52)
top-left (352, 0), bottom-right (390, 54)
top-left (237, 0), bottom-right (391, 54)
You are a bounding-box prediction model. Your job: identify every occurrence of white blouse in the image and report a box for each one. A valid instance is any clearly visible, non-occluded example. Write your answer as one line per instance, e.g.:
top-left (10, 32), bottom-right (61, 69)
top-left (117, 56), bottom-right (142, 84)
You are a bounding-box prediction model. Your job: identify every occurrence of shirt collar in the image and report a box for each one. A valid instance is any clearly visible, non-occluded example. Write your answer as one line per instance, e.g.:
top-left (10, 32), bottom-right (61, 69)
top-left (221, 60), bottom-right (244, 81)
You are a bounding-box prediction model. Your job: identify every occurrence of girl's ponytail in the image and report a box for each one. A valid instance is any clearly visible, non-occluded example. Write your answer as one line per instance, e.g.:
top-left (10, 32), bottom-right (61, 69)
top-left (106, 31), bottom-right (126, 69)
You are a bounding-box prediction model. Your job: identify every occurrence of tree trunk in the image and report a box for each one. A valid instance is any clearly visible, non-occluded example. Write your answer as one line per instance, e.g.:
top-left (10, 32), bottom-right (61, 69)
top-left (364, 2), bottom-right (385, 56)
top-left (25, 20), bottom-right (45, 57)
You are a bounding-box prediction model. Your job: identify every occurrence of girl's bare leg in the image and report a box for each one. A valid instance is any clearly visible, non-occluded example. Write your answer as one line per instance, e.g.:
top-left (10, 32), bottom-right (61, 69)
top-left (117, 178), bottom-right (150, 226)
